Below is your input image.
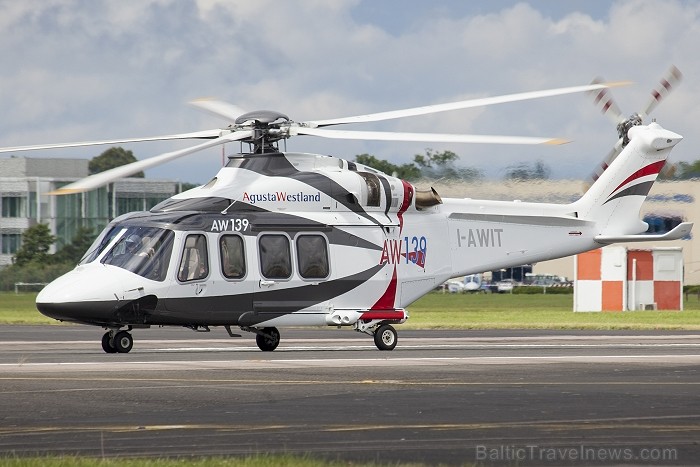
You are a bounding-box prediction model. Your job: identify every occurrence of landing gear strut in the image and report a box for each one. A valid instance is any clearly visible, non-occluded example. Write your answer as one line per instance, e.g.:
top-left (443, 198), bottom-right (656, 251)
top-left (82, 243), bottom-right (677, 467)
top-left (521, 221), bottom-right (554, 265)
top-left (354, 319), bottom-right (400, 351)
top-left (101, 329), bottom-right (134, 354)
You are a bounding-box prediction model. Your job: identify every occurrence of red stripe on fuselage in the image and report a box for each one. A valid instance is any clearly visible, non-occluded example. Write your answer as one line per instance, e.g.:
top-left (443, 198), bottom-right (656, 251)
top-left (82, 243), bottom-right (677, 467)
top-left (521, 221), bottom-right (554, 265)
top-left (372, 180), bottom-right (414, 310)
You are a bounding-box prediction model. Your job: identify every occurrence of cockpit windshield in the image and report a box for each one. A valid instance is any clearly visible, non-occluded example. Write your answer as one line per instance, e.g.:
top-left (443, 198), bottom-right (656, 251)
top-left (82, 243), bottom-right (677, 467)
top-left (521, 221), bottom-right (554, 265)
top-left (79, 225), bottom-right (121, 265)
top-left (101, 227), bottom-right (174, 281)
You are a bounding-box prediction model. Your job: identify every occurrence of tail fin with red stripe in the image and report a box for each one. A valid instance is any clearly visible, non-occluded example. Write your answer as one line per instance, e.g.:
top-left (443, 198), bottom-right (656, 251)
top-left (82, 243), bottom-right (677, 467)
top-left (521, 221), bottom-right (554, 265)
top-left (572, 122), bottom-right (682, 236)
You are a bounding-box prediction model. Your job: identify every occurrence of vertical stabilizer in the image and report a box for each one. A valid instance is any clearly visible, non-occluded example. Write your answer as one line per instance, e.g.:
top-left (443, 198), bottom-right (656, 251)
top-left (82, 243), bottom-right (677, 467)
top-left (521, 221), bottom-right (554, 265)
top-left (572, 122), bottom-right (682, 236)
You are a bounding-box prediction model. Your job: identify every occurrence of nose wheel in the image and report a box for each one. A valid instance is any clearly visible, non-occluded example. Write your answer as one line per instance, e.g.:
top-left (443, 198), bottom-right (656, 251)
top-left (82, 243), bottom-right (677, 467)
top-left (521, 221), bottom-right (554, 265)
top-left (101, 330), bottom-right (134, 353)
top-left (255, 327), bottom-right (281, 351)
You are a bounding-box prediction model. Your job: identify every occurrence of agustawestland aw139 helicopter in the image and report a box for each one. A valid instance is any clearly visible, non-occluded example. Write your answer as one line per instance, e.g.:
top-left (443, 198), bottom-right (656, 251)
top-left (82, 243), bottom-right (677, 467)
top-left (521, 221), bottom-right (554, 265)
top-left (0, 69), bottom-right (692, 353)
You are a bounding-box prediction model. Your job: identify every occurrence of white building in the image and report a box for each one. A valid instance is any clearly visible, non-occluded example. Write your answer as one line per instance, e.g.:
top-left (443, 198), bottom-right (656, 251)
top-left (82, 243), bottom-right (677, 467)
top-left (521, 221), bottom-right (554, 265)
top-left (0, 157), bottom-right (180, 266)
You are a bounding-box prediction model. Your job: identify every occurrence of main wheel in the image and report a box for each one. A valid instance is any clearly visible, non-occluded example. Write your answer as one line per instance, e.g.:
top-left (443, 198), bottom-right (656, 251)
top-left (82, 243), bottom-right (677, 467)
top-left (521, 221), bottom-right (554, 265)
top-left (374, 324), bottom-right (397, 351)
top-left (101, 332), bottom-right (117, 353)
top-left (255, 327), bottom-right (280, 352)
top-left (113, 330), bottom-right (134, 353)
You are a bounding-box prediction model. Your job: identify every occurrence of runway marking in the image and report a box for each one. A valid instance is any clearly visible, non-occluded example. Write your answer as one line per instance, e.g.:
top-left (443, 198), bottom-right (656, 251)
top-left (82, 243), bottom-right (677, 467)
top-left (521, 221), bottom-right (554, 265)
top-left (1, 353), bottom-right (700, 373)
top-left (2, 414), bottom-right (699, 436)
top-left (1, 377), bottom-right (700, 396)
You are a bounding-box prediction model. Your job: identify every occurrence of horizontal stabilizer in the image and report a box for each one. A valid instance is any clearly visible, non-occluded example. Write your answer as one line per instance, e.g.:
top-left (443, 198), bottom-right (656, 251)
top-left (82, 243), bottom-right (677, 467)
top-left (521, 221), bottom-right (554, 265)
top-left (595, 222), bottom-right (693, 244)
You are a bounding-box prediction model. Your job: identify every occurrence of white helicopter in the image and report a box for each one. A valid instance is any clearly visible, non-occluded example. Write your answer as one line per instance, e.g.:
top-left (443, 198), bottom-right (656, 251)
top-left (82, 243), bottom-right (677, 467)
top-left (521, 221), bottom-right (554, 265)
top-left (0, 71), bottom-right (691, 353)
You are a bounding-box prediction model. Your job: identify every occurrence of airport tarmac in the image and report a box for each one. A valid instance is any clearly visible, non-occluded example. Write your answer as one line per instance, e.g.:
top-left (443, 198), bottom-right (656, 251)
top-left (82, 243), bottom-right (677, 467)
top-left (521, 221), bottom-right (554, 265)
top-left (1, 325), bottom-right (699, 465)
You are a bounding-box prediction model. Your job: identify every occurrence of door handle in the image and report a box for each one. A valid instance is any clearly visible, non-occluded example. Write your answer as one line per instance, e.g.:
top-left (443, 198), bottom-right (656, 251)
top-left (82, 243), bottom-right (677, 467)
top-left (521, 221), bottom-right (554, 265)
top-left (260, 280), bottom-right (276, 287)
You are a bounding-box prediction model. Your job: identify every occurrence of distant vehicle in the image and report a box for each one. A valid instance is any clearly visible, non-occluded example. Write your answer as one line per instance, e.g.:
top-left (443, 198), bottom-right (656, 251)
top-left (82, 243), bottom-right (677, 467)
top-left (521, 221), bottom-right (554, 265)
top-left (496, 279), bottom-right (515, 293)
top-left (445, 279), bottom-right (467, 293)
top-left (464, 274), bottom-right (482, 292)
top-left (528, 274), bottom-right (572, 287)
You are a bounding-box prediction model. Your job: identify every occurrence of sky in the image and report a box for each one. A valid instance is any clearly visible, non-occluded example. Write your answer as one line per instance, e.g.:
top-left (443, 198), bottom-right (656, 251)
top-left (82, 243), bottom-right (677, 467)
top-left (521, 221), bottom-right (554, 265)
top-left (1, 0), bottom-right (699, 184)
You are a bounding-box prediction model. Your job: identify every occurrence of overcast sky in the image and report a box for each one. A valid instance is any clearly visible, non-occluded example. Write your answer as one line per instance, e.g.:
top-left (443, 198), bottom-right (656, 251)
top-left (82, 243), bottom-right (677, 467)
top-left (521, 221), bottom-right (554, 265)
top-left (1, 0), bottom-right (698, 183)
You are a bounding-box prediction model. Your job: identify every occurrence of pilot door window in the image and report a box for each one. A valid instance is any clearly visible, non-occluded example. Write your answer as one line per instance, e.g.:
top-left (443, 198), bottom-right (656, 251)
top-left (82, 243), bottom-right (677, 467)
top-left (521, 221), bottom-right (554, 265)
top-left (101, 226), bottom-right (174, 281)
top-left (177, 234), bottom-right (209, 282)
top-left (296, 235), bottom-right (329, 279)
top-left (219, 234), bottom-right (246, 279)
top-left (259, 234), bottom-right (292, 280)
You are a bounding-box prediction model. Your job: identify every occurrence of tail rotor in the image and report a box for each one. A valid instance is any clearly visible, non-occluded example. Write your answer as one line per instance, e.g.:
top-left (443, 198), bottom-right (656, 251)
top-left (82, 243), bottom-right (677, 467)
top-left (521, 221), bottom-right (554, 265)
top-left (586, 66), bottom-right (682, 185)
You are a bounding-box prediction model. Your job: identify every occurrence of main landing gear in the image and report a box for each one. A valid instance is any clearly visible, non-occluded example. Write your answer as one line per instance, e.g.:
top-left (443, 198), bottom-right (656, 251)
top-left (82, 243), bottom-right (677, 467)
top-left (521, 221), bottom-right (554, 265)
top-left (373, 323), bottom-right (398, 351)
top-left (101, 329), bottom-right (134, 353)
top-left (353, 320), bottom-right (399, 351)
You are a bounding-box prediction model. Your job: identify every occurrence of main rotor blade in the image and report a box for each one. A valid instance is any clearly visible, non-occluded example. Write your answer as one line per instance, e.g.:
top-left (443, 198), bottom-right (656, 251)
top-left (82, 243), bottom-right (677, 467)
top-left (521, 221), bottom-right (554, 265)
top-left (0, 129), bottom-right (223, 154)
top-left (189, 98), bottom-right (247, 123)
top-left (307, 82), bottom-right (631, 128)
top-left (49, 130), bottom-right (254, 195)
top-left (293, 127), bottom-right (568, 145)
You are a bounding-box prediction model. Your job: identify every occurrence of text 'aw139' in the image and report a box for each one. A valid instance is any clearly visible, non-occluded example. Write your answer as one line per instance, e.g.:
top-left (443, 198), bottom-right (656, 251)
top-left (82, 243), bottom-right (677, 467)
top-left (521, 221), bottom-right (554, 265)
top-left (1, 70), bottom-right (691, 353)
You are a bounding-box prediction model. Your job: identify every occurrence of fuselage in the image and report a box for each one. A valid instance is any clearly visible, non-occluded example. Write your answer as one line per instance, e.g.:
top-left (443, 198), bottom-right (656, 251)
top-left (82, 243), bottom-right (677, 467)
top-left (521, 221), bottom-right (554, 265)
top-left (36, 150), bottom-right (603, 329)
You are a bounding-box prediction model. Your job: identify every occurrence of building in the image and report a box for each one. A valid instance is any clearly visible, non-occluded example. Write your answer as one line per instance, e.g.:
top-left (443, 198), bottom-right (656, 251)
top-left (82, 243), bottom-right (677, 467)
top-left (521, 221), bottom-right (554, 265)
top-left (0, 157), bottom-right (180, 266)
top-left (429, 178), bottom-right (699, 284)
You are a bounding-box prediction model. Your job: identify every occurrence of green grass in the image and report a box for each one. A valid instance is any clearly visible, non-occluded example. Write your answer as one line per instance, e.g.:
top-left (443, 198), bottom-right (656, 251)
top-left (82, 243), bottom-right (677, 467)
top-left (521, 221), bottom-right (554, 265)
top-left (3, 291), bottom-right (700, 330)
top-left (0, 455), bottom-right (410, 467)
top-left (406, 292), bottom-right (700, 330)
top-left (0, 292), bottom-right (53, 324)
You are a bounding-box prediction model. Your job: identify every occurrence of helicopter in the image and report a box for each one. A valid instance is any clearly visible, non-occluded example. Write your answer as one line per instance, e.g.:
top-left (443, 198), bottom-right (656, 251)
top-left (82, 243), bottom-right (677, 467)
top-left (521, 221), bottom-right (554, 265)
top-left (0, 73), bottom-right (692, 353)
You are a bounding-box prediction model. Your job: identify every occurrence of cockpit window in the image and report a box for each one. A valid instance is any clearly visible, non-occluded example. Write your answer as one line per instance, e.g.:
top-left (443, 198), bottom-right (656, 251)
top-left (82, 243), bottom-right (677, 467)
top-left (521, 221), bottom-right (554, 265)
top-left (79, 225), bottom-right (121, 265)
top-left (101, 227), bottom-right (174, 282)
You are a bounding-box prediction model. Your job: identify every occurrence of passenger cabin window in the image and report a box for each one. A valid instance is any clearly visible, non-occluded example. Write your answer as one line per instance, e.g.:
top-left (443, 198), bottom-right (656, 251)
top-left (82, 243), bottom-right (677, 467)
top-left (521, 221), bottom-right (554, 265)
top-left (296, 235), bottom-right (329, 279)
top-left (178, 234), bottom-right (209, 282)
top-left (259, 234), bottom-right (292, 279)
top-left (220, 234), bottom-right (246, 279)
top-left (358, 172), bottom-right (381, 207)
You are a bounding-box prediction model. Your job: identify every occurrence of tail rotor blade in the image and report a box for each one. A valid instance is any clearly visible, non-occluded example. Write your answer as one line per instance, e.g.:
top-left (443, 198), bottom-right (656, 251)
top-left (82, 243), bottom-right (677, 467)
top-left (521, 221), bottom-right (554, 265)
top-left (640, 65), bottom-right (683, 119)
top-left (588, 78), bottom-right (624, 125)
top-left (586, 139), bottom-right (624, 191)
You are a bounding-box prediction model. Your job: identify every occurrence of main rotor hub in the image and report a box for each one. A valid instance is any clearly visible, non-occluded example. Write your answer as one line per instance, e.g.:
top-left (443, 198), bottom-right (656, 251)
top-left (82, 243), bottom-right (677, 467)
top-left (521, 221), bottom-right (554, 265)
top-left (617, 113), bottom-right (643, 147)
top-left (235, 110), bottom-right (290, 125)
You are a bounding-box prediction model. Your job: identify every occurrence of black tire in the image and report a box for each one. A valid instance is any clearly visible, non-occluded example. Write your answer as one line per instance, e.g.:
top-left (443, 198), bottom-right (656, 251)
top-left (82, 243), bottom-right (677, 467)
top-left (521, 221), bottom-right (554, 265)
top-left (101, 332), bottom-right (117, 353)
top-left (374, 324), bottom-right (397, 351)
top-left (113, 330), bottom-right (133, 353)
top-left (255, 327), bottom-right (280, 352)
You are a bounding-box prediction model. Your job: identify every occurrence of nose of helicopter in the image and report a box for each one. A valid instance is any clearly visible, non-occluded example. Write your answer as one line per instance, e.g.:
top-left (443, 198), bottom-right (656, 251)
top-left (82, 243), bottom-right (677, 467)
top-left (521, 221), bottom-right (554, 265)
top-left (36, 264), bottom-right (144, 324)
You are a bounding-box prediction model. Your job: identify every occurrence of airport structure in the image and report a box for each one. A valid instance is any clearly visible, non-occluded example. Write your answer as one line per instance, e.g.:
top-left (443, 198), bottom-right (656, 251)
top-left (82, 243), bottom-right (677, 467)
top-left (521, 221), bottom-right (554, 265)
top-left (0, 157), bottom-right (179, 266)
top-left (430, 178), bottom-right (698, 285)
top-left (574, 246), bottom-right (683, 311)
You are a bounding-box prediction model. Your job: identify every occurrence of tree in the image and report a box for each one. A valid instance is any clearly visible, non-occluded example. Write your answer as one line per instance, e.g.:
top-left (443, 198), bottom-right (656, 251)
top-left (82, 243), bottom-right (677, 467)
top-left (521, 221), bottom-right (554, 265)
top-left (13, 223), bottom-right (55, 266)
top-left (414, 149), bottom-right (482, 181)
top-left (355, 154), bottom-right (421, 180)
top-left (660, 160), bottom-right (700, 180)
top-left (504, 160), bottom-right (551, 181)
top-left (89, 147), bottom-right (144, 177)
top-left (53, 226), bottom-right (97, 265)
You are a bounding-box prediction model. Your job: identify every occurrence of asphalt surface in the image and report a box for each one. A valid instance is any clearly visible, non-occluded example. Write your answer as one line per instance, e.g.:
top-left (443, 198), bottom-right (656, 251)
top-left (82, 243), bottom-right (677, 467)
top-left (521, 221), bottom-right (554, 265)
top-left (1, 325), bottom-right (699, 465)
